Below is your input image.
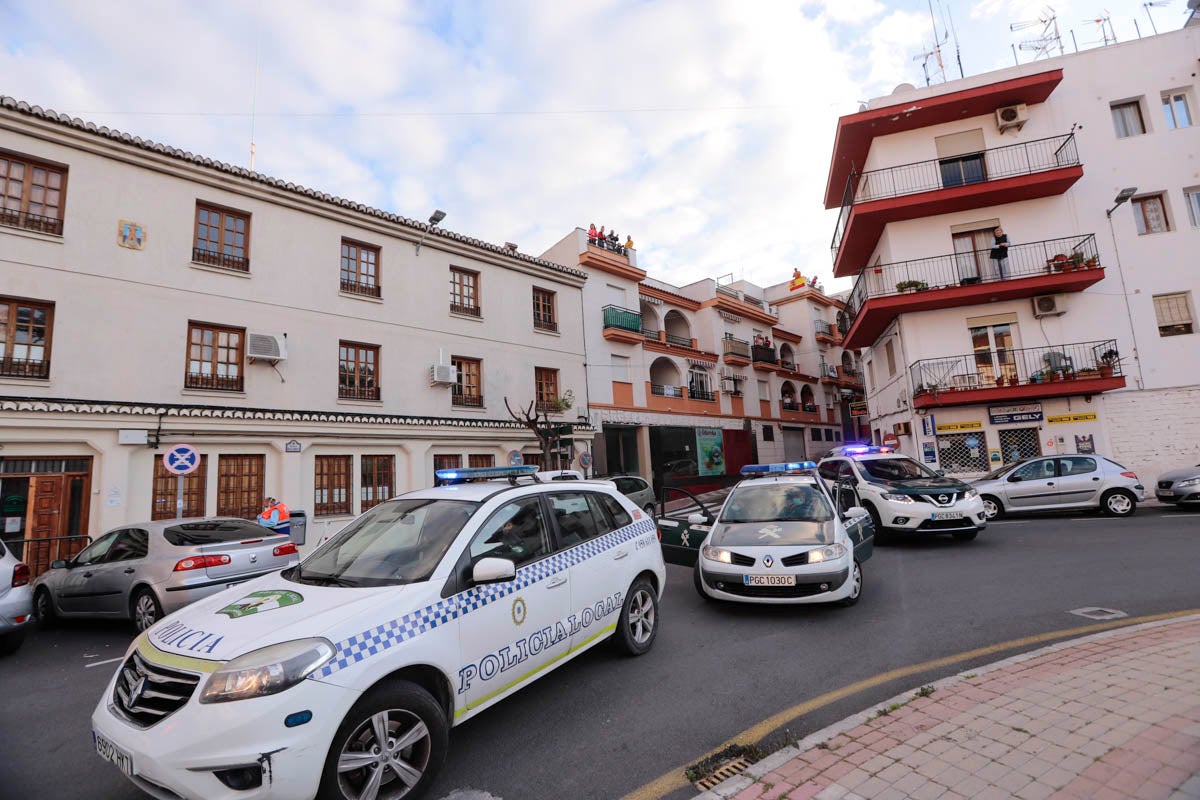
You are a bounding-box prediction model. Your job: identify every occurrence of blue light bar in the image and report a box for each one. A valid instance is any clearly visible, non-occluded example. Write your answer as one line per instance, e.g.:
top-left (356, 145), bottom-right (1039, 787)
top-left (740, 461), bottom-right (817, 475)
top-left (842, 445), bottom-right (893, 455)
top-left (434, 465), bottom-right (538, 482)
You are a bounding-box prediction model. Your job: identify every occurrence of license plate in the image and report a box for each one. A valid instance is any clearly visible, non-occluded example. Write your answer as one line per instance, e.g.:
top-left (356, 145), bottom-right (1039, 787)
top-left (931, 512), bottom-right (962, 520)
top-left (94, 731), bottom-right (135, 777)
top-left (744, 574), bottom-right (796, 586)
top-left (1159, 491), bottom-right (1174, 497)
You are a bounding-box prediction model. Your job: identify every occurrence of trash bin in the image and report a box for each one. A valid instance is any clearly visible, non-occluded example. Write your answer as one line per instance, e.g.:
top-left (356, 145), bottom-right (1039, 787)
top-left (289, 510), bottom-right (307, 546)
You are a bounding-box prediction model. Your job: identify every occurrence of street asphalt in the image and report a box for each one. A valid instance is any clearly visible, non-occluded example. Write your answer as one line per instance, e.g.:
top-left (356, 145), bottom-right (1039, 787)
top-left (0, 506), bottom-right (1195, 800)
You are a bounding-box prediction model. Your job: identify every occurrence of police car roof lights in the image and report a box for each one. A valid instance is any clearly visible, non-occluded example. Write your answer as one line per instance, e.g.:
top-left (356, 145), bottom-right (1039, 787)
top-left (841, 445), bottom-right (894, 455)
top-left (434, 465), bottom-right (538, 484)
top-left (740, 462), bottom-right (818, 475)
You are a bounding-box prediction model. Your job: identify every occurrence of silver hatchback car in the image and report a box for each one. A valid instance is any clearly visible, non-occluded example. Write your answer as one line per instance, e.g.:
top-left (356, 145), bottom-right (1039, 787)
top-left (32, 518), bottom-right (299, 632)
top-left (972, 455), bottom-right (1145, 519)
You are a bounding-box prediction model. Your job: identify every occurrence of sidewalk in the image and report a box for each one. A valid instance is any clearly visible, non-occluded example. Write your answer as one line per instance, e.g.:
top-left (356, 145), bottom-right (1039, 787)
top-left (699, 615), bottom-right (1200, 800)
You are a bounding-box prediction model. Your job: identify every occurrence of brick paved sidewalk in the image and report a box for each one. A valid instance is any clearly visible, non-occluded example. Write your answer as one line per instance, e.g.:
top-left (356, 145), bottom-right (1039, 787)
top-left (699, 615), bottom-right (1200, 800)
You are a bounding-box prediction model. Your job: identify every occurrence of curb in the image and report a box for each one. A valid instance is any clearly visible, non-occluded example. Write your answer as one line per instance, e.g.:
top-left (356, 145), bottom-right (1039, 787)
top-left (695, 612), bottom-right (1200, 799)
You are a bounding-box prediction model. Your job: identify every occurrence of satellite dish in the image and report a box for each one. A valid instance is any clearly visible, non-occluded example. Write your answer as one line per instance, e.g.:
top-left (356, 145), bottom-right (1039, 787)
top-left (892, 83), bottom-right (917, 94)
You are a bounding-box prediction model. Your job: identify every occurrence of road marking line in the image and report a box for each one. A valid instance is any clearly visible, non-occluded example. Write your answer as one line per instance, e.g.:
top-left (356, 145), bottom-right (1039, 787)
top-left (84, 656), bottom-right (124, 668)
top-left (619, 608), bottom-right (1200, 800)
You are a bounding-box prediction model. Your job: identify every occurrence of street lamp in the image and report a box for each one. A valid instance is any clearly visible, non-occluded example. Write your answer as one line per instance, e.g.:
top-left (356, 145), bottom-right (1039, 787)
top-left (415, 209), bottom-right (447, 255)
top-left (1105, 187), bottom-right (1138, 218)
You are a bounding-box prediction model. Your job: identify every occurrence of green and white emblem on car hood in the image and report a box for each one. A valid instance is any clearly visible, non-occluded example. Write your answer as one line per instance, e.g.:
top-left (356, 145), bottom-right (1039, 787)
top-left (216, 589), bottom-right (303, 619)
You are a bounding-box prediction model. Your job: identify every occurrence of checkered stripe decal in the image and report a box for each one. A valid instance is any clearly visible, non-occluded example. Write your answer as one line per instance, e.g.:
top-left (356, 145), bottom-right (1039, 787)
top-left (314, 516), bottom-right (657, 678)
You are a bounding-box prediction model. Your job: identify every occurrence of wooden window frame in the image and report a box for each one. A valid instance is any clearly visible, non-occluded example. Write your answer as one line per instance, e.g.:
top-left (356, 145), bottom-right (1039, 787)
top-left (339, 340), bottom-right (381, 401)
top-left (216, 454), bottom-right (264, 520)
top-left (1111, 101), bottom-right (1146, 139)
top-left (449, 267), bottom-right (481, 316)
top-left (0, 295), bottom-right (54, 379)
top-left (185, 321), bottom-right (246, 392)
top-left (533, 287), bottom-right (558, 332)
top-left (433, 454), bottom-right (462, 474)
top-left (535, 367), bottom-right (560, 413)
top-left (0, 150), bottom-right (67, 235)
top-left (1132, 194), bottom-right (1170, 235)
top-left (468, 454), bottom-right (495, 468)
top-left (340, 238), bottom-right (382, 298)
top-left (360, 455), bottom-right (395, 512)
top-left (152, 454), bottom-right (208, 520)
top-left (193, 201), bottom-right (251, 272)
top-left (451, 356), bottom-right (483, 407)
top-left (315, 455), bottom-right (353, 517)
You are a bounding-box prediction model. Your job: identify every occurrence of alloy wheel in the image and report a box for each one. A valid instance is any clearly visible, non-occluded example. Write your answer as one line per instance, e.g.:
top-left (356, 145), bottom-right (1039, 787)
top-left (981, 498), bottom-right (1000, 519)
top-left (134, 594), bottom-right (158, 632)
top-left (848, 561), bottom-right (862, 599)
top-left (628, 588), bottom-right (656, 645)
top-left (337, 709), bottom-right (431, 800)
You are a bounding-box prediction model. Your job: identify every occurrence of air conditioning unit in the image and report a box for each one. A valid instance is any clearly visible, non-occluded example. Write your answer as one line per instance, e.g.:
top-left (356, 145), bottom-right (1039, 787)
top-left (893, 421), bottom-right (913, 436)
top-left (246, 333), bottom-right (287, 362)
top-left (430, 364), bottom-right (457, 385)
top-left (1032, 294), bottom-right (1066, 318)
top-left (995, 103), bottom-right (1029, 133)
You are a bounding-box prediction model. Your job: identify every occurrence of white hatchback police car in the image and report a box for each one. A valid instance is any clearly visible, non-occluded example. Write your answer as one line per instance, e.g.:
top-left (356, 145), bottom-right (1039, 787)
top-left (693, 463), bottom-right (873, 606)
top-left (91, 466), bottom-right (665, 800)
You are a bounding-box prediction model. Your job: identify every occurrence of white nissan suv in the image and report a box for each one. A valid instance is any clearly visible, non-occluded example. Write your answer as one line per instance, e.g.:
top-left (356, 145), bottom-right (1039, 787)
top-left (817, 446), bottom-right (986, 543)
top-left (91, 466), bottom-right (665, 800)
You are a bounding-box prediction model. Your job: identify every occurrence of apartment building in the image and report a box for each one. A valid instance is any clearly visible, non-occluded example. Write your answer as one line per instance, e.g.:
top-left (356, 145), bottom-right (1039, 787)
top-left (541, 229), bottom-right (860, 488)
top-left (825, 26), bottom-right (1200, 481)
top-left (0, 96), bottom-right (590, 561)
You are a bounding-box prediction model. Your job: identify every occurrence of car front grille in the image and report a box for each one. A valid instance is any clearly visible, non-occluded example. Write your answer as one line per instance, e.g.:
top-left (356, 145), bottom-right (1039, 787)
top-left (112, 650), bottom-right (201, 728)
top-left (729, 552), bottom-right (756, 567)
top-left (916, 518), bottom-right (977, 531)
top-left (1158, 480), bottom-right (1174, 490)
top-left (780, 552), bottom-right (811, 567)
top-left (916, 493), bottom-right (959, 507)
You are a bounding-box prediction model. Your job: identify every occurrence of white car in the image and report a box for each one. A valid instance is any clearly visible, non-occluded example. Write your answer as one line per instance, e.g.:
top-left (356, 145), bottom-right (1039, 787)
top-left (817, 446), bottom-right (987, 543)
top-left (0, 539), bottom-right (32, 655)
top-left (585, 475), bottom-right (656, 516)
top-left (693, 463), bottom-right (874, 605)
top-left (91, 466), bottom-right (665, 800)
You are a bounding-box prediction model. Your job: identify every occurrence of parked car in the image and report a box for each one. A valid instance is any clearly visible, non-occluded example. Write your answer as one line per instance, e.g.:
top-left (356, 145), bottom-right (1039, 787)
top-left (91, 465), bottom-right (664, 800)
top-left (33, 518), bottom-right (299, 633)
top-left (971, 455), bottom-right (1145, 519)
top-left (0, 539), bottom-right (32, 655)
top-left (1155, 463), bottom-right (1200, 508)
top-left (587, 475), bottom-right (656, 515)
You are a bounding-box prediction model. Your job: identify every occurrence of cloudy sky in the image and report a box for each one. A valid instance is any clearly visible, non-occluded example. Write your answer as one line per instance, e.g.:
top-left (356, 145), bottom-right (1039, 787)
top-left (1, 0), bottom-right (1186, 291)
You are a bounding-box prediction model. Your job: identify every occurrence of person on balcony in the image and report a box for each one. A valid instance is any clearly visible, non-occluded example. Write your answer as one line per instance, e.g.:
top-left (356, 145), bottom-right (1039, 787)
top-left (990, 227), bottom-right (1009, 279)
top-left (625, 235), bottom-right (634, 251)
top-left (608, 230), bottom-right (620, 251)
top-left (597, 225), bottom-right (606, 248)
top-left (588, 223), bottom-right (598, 244)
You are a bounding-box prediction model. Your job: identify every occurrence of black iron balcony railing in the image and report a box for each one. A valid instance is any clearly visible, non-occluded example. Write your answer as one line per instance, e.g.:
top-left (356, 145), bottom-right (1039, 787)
top-left (642, 328), bottom-right (659, 339)
top-left (339, 383), bottom-right (380, 401)
top-left (193, 246), bottom-right (250, 272)
top-left (602, 305), bottom-right (642, 333)
top-left (832, 133), bottom-right (1080, 260)
top-left (0, 208), bottom-right (63, 236)
top-left (650, 383), bottom-right (685, 398)
top-left (664, 332), bottom-right (692, 347)
top-left (911, 340), bottom-right (1122, 394)
top-left (534, 316), bottom-right (559, 333)
top-left (453, 391), bottom-right (484, 408)
top-left (723, 337), bottom-right (751, 359)
top-left (845, 234), bottom-right (1101, 320)
top-left (815, 320), bottom-right (837, 338)
top-left (535, 399), bottom-right (560, 414)
top-left (450, 302), bottom-right (481, 317)
top-left (751, 344), bottom-right (778, 364)
top-left (341, 278), bottom-right (382, 298)
top-left (780, 359), bottom-right (797, 371)
top-left (0, 356), bottom-right (50, 379)
top-left (185, 371), bottom-right (243, 392)
top-left (689, 387), bottom-right (716, 402)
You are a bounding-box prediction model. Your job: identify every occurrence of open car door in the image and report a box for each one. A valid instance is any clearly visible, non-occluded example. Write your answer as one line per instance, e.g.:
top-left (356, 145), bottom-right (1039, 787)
top-left (654, 486), bottom-right (731, 566)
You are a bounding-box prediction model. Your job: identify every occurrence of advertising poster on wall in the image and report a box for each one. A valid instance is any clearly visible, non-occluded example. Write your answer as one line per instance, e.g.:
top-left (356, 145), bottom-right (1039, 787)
top-left (695, 427), bottom-right (725, 476)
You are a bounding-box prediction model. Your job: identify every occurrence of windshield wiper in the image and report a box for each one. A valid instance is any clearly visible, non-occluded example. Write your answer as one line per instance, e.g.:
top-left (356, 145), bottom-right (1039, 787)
top-left (301, 573), bottom-right (361, 588)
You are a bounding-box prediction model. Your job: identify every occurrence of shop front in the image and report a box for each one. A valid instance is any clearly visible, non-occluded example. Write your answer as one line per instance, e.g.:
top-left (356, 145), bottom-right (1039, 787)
top-left (0, 457), bottom-right (93, 577)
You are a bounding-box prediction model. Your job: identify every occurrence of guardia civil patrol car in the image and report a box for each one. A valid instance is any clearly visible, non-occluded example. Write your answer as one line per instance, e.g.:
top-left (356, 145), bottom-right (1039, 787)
top-left (693, 463), bottom-right (873, 605)
top-left (91, 466), bottom-right (665, 800)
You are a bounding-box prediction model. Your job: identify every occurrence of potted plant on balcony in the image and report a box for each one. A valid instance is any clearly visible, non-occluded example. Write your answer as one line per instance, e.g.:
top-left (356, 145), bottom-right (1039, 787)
top-left (1006, 374), bottom-right (1019, 386)
top-left (1076, 365), bottom-right (1100, 379)
top-left (1067, 252), bottom-right (1085, 271)
top-left (994, 375), bottom-right (1005, 387)
top-left (896, 280), bottom-right (928, 293)
top-left (1084, 256), bottom-right (1099, 269)
top-left (1099, 349), bottom-right (1119, 378)
top-left (1046, 254), bottom-right (1069, 273)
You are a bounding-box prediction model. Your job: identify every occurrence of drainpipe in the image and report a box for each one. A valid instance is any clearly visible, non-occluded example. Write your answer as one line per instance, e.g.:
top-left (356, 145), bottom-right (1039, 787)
top-left (1104, 214), bottom-right (1145, 390)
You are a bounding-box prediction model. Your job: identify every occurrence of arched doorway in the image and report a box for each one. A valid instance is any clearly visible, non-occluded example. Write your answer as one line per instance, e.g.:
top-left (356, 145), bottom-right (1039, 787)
top-left (649, 357), bottom-right (683, 396)
top-left (779, 343), bottom-right (796, 369)
top-left (780, 380), bottom-right (798, 410)
top-left (663, 310), bottom-right (692, 347)
top-left (800, 384), bottom-right (815, 411)
top-left (639, 301), bottom-right (660, 338)
top-left (841, 351), bottom-right (854, 376)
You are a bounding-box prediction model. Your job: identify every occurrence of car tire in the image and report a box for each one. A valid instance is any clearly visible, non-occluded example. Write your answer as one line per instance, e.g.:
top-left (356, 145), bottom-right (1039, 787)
top-left (864, 503), bottom-right (889, 545)
top-left (0, 629), bottom-right (26, 656)
top-left (837, 560), bottom-right (863, 607)
top-left (131, 588), bottom-right (163, 633)
top-left (952, 531), bottom-right (978, 541)
top-left (693, 563), bottom-right (712, 602)
top-left (318, 680), bottom-right (448, 800)
top-left (35, 588), bottom-right (57, 627)
top-left (1101, 489), bottom-right (1137, 517)
top-left (980, 494), bottom-right (1003, 521)
top-left (643, 504), bottom-right (656, 517)
top-left (614, 577), bottom-right (659, 656)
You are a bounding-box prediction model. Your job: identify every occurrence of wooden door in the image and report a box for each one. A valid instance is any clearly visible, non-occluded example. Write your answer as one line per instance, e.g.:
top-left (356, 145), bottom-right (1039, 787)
top-left (27, 475), bottom-right (65, 576)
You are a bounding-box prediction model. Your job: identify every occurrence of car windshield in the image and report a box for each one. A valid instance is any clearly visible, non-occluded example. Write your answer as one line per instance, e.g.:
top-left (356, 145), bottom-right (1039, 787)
top-left (720, 484), bottom-right (834, 524)
top-left (859, 457), bottom-right (940, 481)
top-left (290, 498), bottom-right (479, 588)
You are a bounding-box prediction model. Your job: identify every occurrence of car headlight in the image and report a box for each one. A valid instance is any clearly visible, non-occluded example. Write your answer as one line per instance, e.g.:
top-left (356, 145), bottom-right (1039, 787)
top-left (1175, 477), bottom-right (1200, 488)
top-left (701, 545), bottom-right (733, 564)
top-left (881, 493), bottom-right (914, 503)
top-left (963, 489), bottom-right (979, 500)
top-left (808, 544), bottom-right (848, 563)
top-left (199, 638), bottom-right (335, 704)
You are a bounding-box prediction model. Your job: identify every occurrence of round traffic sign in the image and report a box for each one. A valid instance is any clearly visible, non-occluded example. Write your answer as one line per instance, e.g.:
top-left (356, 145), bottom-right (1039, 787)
top-left (507, 450), bottom-right (524, 467)
top-left (162, 444), bottom-right (201, 475)
top-left (579, 451), bottom-right (593, 469)
top-left (882, 433), bottom-right (900, 447)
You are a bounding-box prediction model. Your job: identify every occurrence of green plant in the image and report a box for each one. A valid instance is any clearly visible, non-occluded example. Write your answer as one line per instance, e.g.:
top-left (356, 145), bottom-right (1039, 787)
top-left (896, 280), bottom-right (929, 292)
top-left (915, 685), bottom-right (936, 698)
top-left (1100, 349), bottom-right (1119, 366)
top-left (1070, 252), bottom-right (1085, 267)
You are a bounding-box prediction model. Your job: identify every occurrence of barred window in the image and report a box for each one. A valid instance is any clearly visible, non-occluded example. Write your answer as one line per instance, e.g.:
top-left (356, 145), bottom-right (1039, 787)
top-left (339, 341), bottom-right (380, 400)
top-left (451, 356), bottom-right (482, 407)
top-left (152, 454), bottom-right (208, 520)
top-left (998, 428), bottom-right (1041, 464)
top-left (216, 455), bottom-right (263, 520)
top-left (186, 322), bottom-right (244, 391)
top-left (1153, 292), bottom-right (1194, 337)
top-left (434, 454), bottom-right (462, 473)
top-left (360, 455), bottom-right (394, 512)
top-left (340, 239), bottom-right (381, 297)
top-left (315, 455), bottom-right (353, 517)
top-left (194, 203), bottom-right (250, 271)
top-left (0, 296), bottom-right (54, 378)
top-left (533, 288), bottom-right (557, 332)
top-left (535, 367), bottom-right (560, 412)
top-left (0, 153), bottom-right (66, 235)
top-left (936, 433), bottom-right (988, 474)
top-left (450, 268), bottom-right (480, 315)
top-left (469, 454), bottom-right (495, 468)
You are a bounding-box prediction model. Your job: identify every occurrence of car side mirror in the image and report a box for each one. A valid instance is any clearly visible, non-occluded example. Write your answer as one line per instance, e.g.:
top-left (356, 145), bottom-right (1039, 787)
top-left (50, 559), bottom-right (68, 570)
top-left (472, 557), bottom-right (516, 585)
top-left (687, 512), bottom-right (711, 526)
top-left (845, 506), bottom-right (869, 521)
top-left (1007, 475), bottom-right (1022, 482)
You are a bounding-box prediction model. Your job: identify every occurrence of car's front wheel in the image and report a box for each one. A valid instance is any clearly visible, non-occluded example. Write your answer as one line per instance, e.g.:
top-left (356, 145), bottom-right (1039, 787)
top-left (614, 577), bottom-right (659, 655)
top-left (1101, 489), bottom-right (1137, 517)
top-left (643, 504), bottom-right (656, 517)
top-left (837, 560), bottom-right (863, 607)
top-left (131, 588), bottom-right (163, 633)
top-left (980, 494), bottom-right (1003, 521)
top-left (34, 588), bottom-right (57, 627)
top-left (319, 681), bottom-right (448, 800)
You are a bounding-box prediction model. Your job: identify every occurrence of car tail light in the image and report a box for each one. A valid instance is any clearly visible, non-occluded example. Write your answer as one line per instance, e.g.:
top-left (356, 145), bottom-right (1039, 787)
top-left (273, 542), bottom-right (298, 557)
top-left (655, 526), bottom-right (662, 542)
top-left (11, 563), bottom-right (29, 588)
top-left (1121, 471), bottom-right (1138, 480)
top-left (173, 554), bottom-right (232, 572)
top-left (239, 538), bottom-right (264, 545)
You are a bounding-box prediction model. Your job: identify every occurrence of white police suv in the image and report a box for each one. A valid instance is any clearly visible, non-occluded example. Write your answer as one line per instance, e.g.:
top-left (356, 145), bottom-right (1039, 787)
top-left (817, 446), bottom-right (986, 543)
top-left (693, 463), bottom-right (873, 605)
top-left (91, 466), bottom-right (665, 800)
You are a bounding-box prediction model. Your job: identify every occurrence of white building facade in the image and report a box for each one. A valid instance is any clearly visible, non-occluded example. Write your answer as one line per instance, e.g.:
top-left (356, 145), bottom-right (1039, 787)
top-left (825, 27), bottom-right (1200, 482)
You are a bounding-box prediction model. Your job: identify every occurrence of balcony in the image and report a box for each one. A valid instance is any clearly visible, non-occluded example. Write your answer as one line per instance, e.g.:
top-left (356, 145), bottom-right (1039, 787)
top-left (843, 234), bottom-right (1105, 349)
top-left (751, 344), bottom-right (778, 371)
top-left (534, 316), bottom-right (559, 333)
top-left (821, 365), bottom-right (863, 389)
top-left (340, 383), bottom-right (381, 401)
top-left (0, 356), bottom-right (50, 379)
top-left (601, 305), bottom-right (644, 344)
top-left (910, 339), bottom-right (1125, 409)
top-left (0, 208), bottom-right (63, 236)
top-left (830, 133), bottom-right (1083, 278)
top-left (450, 302), bottom-right (481, 317)
top-left (780, 399), bottom-right (822, 423)
top-left (185, 371), bottom-right (243, 392)
top-left (723, 336), bottom-right (751, 366)
top-left (646, 383), bottom-right (720, 413)
top-left (193, 246), bottom-right (250, 273)
top-left (814, 320), bottom-right (841, 346)
top-left (453, 391), bottom-right (484, 408)
top-left (340, 278), bottom-right (382, 299)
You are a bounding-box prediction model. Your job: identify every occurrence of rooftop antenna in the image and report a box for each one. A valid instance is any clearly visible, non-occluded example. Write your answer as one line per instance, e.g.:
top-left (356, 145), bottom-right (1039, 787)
top-left (1143, 1), bottom-right (1169, 34)
top-left (945, 3), bottom-right (966, 79)
top-left (1011, 6), bottom-right (1063, 61)
top-left (924, 0), bottom-right (949, 84)
top-left (1084, 10), bottom-right (1118, 45)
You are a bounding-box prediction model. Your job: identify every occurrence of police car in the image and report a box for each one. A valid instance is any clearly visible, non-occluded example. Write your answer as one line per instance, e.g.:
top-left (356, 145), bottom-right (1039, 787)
top-left (91, 466), bottom-right (665, 800)
top-left (693, 463), bottom-right (873, 605)
top-left (817, 445), bottom-right (986, 543)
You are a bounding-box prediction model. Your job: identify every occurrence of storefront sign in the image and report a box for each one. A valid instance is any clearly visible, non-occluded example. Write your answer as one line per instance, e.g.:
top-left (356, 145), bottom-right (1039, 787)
top-left (988, 403), bottom-right (1043, 425)
top-left (695, 427), bottom-right (725, 476)
top-left (989, 448), bottom-right (1002, 465)
top-left (935, 420), bottom-right (983, 433)
top-left (1075, 434), bottom-right (1096, 454)
top-left (921, 441), bottom-right (937, 464)
top-left (849, 401), bottom-right (869, 418)
top-left (1047, 413), bottom-right (1098, 424)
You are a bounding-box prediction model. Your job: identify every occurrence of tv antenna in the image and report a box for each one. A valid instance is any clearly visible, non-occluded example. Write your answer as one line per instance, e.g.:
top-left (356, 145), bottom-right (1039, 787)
top-left (1084, 10), bottom-right (1118, 45)
top-left (1142, 1), bottom-right (1169, 35)
top-left (1011, 6), bottom-right (1064, 61)
top-left (914, 0), bottom-right (949, 86)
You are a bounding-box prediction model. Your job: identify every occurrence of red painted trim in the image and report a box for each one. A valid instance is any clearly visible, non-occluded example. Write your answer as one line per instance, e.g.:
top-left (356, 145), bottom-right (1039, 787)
top-left (912, 375), bottom-right (1126, 409)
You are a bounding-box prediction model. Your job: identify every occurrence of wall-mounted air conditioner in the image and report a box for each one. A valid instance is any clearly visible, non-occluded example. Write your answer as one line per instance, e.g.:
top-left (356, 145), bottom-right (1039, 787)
top-left (430, 364), bottom-right (458, 385)
top-left (247, 333), bottom-right (287, 362)
top-left (995, 103), bottom-right (1029, 134)
top-left (1032, 294), bottom-right (1066, 318)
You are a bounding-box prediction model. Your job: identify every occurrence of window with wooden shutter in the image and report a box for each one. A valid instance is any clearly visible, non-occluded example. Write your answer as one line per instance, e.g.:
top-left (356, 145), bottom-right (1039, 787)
top-left (152, 455), bottom-right (208, 520)
top-left (216, 455), bottom-right (264, 520)
top-left (360, 455), bottom-right (394, 512)
top-left (315, 455), bottom-right (353, 517)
